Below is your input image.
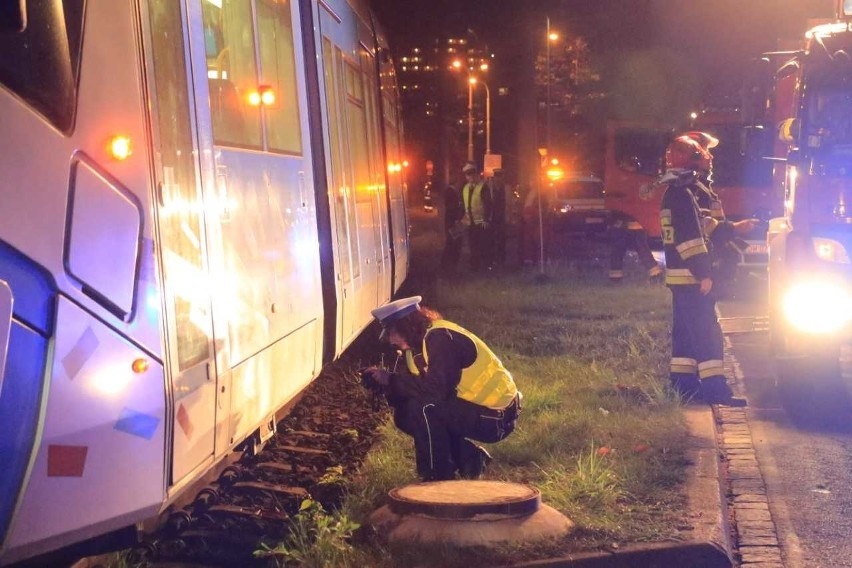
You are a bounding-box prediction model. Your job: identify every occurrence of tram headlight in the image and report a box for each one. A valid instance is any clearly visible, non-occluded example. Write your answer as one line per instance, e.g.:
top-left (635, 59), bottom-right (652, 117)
top-left (782, 280), bottom-right (852, 334)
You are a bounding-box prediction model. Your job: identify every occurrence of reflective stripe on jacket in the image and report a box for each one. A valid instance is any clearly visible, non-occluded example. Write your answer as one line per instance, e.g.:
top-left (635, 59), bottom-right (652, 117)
top-left (423, 320), bottom-right (517, 409)
top-left (463, 182), bottom-right (487, 225)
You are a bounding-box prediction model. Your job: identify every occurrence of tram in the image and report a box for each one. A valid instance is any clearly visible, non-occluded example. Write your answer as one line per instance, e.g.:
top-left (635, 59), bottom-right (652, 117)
top-left (0, 0), bottom-right (408, 563)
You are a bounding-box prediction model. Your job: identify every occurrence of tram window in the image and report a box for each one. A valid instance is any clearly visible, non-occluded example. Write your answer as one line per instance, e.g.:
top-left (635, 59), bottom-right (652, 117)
top-left (344, 61), bottom-right (372, 204)
top-left (322, 39), bottom-right (352, 283)
top-left (0, 0), bottom-right (85, 134)
top-left (256, 0), bottom-right (302, 155)
top-left (201, 0), bottom-right (262, 149)
top-left (147, 0), bottom-right (210, 371)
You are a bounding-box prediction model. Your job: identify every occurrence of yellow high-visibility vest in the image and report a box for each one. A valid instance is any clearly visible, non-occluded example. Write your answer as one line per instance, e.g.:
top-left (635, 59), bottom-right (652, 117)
top-left (423, 320), bottom-right (517, 409)
top-left (463, 182), bottom-right (486, 225)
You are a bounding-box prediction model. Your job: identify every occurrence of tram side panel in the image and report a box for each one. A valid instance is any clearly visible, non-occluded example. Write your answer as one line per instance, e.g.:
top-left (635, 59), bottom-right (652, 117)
top-left (315, 0), bottom-right (398, 356)
top-left (1, 2), bottom-right (168, 562)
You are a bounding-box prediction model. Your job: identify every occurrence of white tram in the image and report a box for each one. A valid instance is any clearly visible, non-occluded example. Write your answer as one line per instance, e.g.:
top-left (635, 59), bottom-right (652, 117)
top-left (0, 0), bottom-right (408, 563)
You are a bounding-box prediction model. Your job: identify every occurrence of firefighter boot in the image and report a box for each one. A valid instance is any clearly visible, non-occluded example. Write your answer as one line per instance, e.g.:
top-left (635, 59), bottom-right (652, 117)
top-left (458, 440), bottom-right (493, 480)
top-left (671, 375), bottom-right (702, 403)
top-left (701, 376), bottom-right (747, 407)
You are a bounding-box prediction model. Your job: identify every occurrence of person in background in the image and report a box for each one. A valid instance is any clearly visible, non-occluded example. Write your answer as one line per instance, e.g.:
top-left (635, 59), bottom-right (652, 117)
top-left (461, 162), bottom-right (493, 271)
top-left (441, 182), bottom-right (464, 274)
top-left (489, 168), bottom-right (508, 267)
top-left (362, 296), bottom-right (521, 481)
top-left (607, 212), bottom-right (663, 283)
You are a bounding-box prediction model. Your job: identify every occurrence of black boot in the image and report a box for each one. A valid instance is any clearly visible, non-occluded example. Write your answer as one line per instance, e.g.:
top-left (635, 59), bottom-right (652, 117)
top-left (458, 441), bottom-right (493, 479)
top-left (701, 377), bottom-right (747, 407)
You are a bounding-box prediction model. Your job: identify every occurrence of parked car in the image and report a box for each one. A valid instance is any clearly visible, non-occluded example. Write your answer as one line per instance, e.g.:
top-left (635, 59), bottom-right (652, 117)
top-left (547, 175), bottom-right (609, 236)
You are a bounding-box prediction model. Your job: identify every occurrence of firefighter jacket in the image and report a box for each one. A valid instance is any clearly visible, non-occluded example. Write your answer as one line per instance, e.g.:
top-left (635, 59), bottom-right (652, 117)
top-left (462, 181), bottom-right (492, 226)
top-left (415, 320), bottom-right (516, 409)
top-left (691, 177), bottom-right (736, 243)
top-left (659, 170), bottom-right (713, 286)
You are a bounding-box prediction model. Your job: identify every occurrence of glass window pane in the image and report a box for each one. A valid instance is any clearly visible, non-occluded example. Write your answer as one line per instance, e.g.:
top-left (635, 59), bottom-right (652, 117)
top-left (202, 0), bottom-right (262, 148)
top-left (345, 62), bottom-right (372, 204)
top-left (322, 39), bottom-right (352, 282)
top-left (0, 0), bottom-right (85, 133)
top-left (256, 0), bottom-right (302, 154)
top-left (147, 0), bottom-right (210, 370)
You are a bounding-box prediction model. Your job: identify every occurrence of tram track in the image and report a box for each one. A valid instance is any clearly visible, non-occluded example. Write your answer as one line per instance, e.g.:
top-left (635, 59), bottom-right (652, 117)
top-left (122, 337), bottom-right (392, 567)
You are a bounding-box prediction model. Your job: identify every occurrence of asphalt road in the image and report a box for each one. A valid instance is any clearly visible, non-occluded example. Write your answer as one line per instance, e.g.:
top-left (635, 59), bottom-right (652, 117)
top-left (719, 294), bottom-right (852, 568)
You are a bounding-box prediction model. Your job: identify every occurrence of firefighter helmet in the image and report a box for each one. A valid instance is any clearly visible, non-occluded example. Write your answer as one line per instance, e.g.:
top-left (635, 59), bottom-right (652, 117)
top-left (665, 134), bottom-right (713, 172)
top-left (684, 131), bottom-right (719, 151)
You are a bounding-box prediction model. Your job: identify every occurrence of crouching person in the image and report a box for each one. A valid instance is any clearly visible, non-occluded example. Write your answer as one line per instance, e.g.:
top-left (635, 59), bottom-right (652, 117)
top-left (363, 296), bottom-right (521, 482)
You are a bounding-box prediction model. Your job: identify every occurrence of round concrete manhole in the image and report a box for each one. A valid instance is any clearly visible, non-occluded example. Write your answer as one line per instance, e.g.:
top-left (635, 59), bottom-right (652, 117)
top-left (370, 480), bottom-right (574, 547)
top-left (388, 480), bottom-right (541, 519)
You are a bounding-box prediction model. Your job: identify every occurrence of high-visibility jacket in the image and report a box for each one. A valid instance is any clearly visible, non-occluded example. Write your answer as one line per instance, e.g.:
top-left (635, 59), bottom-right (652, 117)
top-left (422, 320), bottom-right (517, 409)
top-left (659, 170), bottom-right (713, 286)
top-left (463, 182), bottom-right (487, 225)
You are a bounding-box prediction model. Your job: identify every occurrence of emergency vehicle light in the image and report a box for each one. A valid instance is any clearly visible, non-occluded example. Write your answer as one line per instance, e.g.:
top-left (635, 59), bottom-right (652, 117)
top-left (813, 237), bottom-right (851, 264)
top-left (108, 136), bottom-right (132, 161)
top-left (783, 280), bottom-right (852, 334)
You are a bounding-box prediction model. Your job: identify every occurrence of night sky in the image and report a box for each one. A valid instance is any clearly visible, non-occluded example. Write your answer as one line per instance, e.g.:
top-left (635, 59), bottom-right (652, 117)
top-left (371, 0), bottom-right (836, 180)
top-left (372, 0), bottom-right (835, 101)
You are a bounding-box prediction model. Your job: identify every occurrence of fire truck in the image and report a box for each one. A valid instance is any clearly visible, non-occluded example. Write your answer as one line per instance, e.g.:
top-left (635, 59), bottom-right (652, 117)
top-left (751, 2), bottom-right (852, 382)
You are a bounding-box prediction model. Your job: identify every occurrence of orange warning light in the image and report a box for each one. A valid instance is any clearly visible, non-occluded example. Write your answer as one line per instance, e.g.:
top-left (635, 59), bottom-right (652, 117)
top-left (109, 136), bottom-right (132, 161)
top-left (132, 358), bottom-right (150, 374)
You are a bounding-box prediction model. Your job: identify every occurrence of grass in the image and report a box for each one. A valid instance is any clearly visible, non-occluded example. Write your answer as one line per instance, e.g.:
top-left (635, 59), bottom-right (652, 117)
top-left (325, 265), bottom-right (693, 567)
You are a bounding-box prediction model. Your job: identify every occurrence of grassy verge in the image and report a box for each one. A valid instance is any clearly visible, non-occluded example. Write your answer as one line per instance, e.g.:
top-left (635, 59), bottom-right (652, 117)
top-left (328, 266), bottom-right (692, 567)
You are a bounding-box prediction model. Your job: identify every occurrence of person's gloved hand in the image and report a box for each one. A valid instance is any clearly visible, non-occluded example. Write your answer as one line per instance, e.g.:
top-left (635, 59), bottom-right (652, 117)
top-left (363, 366), bottom-right (391, 386)
top-left (733, 219), bottom-right (758, 235)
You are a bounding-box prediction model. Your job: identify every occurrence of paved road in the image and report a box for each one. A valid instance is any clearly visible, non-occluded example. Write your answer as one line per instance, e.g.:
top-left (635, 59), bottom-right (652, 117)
top-left (719, 297), bottom-right (852, 568)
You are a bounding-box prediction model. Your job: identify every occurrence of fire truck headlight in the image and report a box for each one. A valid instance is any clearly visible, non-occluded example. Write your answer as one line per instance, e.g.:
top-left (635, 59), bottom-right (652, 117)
top-left (783, 280), bottom-right (852, 334)
top-left (812, 237), bottom-right (850, 264)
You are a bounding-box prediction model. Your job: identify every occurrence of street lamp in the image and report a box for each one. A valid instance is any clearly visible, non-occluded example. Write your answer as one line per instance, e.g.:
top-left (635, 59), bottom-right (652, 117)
top-left (452, 59), bottom-right (489, 162)
top-left (470, 77), bottom-right (491, 155)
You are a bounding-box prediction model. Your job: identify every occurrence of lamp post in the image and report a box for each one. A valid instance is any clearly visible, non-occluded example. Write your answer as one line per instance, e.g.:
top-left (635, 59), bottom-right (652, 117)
top-left (537, 19), bottom-right (559, 277)
top-left (453, 60), bottom-right (489, 162)
top-left (470, 77), bottom-right (491, 155)
top-left (467, 77), bottom-right (475, 161)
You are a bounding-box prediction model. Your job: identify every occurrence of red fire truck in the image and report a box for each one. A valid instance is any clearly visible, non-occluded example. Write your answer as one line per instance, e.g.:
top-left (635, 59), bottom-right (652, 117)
top-left (751, 3), bottom-right (852, 382)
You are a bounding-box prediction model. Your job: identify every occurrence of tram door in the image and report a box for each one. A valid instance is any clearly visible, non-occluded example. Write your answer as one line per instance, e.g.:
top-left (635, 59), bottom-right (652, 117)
top-left (318, 2), bottom-right (384, 346)
top-left (143, 0), bottom-right (217, 485)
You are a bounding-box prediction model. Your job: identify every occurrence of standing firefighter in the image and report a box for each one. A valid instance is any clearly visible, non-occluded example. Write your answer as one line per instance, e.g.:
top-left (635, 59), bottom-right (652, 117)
top-left (659, 136), bottom-right (746, 406)
top-left (362, 296), bottom-right (521, 481)
top-left (461, 162), bottom-right (493, 271)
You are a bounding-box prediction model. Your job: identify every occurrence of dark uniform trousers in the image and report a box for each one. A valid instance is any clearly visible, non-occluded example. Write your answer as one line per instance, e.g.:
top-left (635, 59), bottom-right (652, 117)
top-left (389, 394), bottom-right (519, 480)
top-left (468, 224), bottom-right (491, 271)
top-left (670, 286), bottom-right (729, 399)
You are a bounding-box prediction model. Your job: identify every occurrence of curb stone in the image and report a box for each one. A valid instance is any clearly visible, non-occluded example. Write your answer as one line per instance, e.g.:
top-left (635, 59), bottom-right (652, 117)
top-left (712, 336), bottom-right (785, 567)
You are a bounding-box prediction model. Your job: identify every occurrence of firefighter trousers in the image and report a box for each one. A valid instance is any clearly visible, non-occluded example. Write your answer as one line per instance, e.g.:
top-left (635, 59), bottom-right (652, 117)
top-left (669, 286), bottom-right (732, 401)
top-left (389, 394), bottom-right (518, 481)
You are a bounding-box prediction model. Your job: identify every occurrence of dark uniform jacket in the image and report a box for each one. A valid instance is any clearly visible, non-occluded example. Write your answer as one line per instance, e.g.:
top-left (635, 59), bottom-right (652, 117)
top-left (659, 170), bottom-right (713, 286)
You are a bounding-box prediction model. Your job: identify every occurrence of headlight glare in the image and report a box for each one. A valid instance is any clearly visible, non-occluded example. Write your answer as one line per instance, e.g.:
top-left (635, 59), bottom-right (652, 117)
top-left (812, 237), bottom-right (850, 264)
top-left (782, 280), bottom-right (852, 334)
